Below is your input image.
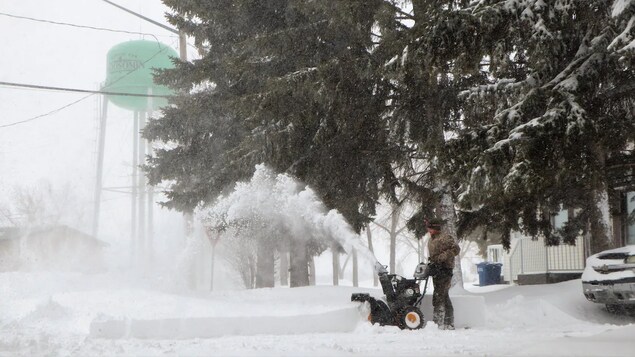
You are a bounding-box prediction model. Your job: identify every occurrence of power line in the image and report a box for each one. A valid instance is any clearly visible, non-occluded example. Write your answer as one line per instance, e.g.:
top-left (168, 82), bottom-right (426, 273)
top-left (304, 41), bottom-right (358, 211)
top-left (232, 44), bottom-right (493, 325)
top-left (0, 12), bottom-right (169, 40)
top-left (100, 0), bottom-right (179, 34)
top-left (0, 48), bottom-right (171, 129)
top-left (0, 94), bottom-right (92, 129)
top-left (0, 11), bottom-right (199, 51)
top-left (0, 81), bottom-right (173, 98)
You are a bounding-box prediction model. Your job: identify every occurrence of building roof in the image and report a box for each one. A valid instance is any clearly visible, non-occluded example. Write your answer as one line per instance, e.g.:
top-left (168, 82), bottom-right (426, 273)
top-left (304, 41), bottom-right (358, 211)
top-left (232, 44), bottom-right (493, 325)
top-left (0, 225), bottom-right (108, 247)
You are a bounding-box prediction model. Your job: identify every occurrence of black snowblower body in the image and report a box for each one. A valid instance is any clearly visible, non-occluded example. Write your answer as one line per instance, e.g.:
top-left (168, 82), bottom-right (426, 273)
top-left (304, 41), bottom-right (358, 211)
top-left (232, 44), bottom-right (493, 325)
top-left (351, 262), bottom-right (432, 330)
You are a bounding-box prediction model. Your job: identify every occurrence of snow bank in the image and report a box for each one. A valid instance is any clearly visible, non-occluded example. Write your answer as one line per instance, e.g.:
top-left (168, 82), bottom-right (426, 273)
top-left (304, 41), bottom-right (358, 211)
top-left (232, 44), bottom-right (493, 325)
top-left (88, 290), bottom-right (486, 339)
top-left (518, 325), bottom-right (635, 356)
top-left (90, 307), bottom-right (362, 339)
top-left (2, 272), bottom-right (634, 356)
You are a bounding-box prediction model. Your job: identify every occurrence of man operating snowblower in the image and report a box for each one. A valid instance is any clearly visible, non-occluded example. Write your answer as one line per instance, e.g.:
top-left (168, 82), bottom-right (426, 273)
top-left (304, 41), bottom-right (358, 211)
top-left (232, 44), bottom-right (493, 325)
top-left (426, 217), bottom-right (460, 330)
top-left (350, 218), bottom-right (461, 331)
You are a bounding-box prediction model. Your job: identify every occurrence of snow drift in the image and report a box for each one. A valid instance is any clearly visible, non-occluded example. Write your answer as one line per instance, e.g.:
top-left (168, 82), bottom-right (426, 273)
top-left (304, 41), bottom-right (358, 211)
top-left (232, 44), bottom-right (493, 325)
top-left (1, 272), bottom-right (634, 356)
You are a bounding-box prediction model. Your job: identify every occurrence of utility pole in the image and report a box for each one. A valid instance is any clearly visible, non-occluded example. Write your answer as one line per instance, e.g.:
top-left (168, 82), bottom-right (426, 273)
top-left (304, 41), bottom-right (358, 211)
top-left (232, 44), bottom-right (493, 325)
top-left (138, 111), bottom-right (146, 263)
top-left (178, 31), bottom-right (192, 252)
top-left (179, 31), bottom-right (187, 61)
top-left (131, 111), bottom-right (139, 263)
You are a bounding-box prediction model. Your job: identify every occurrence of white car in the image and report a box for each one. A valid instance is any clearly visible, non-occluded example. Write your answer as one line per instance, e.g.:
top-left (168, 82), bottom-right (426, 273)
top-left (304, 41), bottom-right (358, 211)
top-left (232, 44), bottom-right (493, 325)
top-left (581, 245), bottom-right (635, 313)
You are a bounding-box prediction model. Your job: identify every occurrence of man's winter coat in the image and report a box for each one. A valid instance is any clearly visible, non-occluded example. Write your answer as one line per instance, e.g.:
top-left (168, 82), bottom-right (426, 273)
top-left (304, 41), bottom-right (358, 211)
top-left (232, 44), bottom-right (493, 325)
top-left (428, 232), bottom-right (460, 270)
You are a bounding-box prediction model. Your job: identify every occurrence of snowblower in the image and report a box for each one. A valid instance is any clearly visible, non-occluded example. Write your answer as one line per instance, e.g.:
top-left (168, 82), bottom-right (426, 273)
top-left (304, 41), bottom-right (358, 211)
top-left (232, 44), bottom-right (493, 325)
top-left (351, 261), bottom-right (433, 330)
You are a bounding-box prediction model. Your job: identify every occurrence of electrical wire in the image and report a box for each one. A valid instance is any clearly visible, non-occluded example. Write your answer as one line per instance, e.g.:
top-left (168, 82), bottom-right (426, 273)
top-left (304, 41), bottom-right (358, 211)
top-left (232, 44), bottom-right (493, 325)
top-left (0, 4), bottom-right (199, 129)
top-left (0, 10), bottom-right (199, 50)
top-left (0, 47), bottom-right (172, 129)
top-left (99, 0), bottom-right (179, 34)
top-left (0, 81), bottom-right (173, 98)
top-left (0, 11), bottom-right (171, 41)
top-left (0, 95), bottom-right (93, 129)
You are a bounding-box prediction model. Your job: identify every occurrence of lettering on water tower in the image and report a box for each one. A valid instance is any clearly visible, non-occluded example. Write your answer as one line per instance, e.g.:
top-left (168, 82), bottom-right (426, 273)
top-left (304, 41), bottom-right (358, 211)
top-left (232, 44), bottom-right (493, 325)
top-left (108, 54), bottom-right (144, 74)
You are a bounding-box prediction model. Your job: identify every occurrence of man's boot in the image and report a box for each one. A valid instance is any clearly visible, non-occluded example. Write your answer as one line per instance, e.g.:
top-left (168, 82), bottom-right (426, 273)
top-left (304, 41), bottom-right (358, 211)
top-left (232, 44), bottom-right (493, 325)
top-left (433, 306), bottom-right (445, 327)
top-left (444, 298), bottom-right (455, 330)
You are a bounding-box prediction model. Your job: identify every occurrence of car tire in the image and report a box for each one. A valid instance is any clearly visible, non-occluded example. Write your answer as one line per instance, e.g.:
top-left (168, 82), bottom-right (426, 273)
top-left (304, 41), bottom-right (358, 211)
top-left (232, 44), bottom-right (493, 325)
top-left (606, 304), bottom-right (624, 314)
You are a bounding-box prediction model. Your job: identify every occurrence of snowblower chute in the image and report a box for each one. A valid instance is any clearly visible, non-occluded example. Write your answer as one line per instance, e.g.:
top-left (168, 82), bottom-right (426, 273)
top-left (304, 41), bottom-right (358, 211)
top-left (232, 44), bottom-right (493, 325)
top-left (351, 262), bottom-right (432, 330)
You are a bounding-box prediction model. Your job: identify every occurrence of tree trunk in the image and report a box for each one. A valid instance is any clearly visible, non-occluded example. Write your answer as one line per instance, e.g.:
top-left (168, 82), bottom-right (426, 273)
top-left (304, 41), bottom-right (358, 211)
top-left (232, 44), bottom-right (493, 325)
top-left (389, 203), bottom-right (401, 274)
top-left (279, 246), bottom-right (289, 286)
top-left (352, 248), bottom-right (358, 287)
top-left (332, 243), bottom-right (340, 286)
top-left (248, 256), bottom-right (256, 289)
top-left (589, 188), bottom-right (614, 254)
top-left (589, 144), bottom-right (613, 254)
top-left (309, 256), bottom-right (316, 286)
top-left (438, 190), bottom-right (465, 292)
top-left (289, 239), bottom-right (309, 287)
top-left (339, 253), bottom-right (351, 277)
top-left (366, 227), bottom-right (378, 287)
top-left (183, 211), bottom-right (196, 290)
top-left (255, 239), bottom-right (275, 288)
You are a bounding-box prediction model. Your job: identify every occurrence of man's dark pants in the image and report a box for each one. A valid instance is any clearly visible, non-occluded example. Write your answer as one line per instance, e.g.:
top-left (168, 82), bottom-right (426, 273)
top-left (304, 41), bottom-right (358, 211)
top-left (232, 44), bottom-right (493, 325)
top-left (432, 270), bottom-right (454, 328)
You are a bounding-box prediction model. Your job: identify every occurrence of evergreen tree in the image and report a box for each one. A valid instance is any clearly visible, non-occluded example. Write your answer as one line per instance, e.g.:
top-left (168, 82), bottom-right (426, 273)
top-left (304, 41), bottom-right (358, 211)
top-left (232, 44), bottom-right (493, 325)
top-left (371, 0), bottom-right (490, 287)
top-left (148, 0), bottom-right (401, 229)
top-left (445, 1), bottom-right (635, 253)
top-left (145, 1), bottom-right (635, 291)
top-left (146, 0), bottom-right (404, 286)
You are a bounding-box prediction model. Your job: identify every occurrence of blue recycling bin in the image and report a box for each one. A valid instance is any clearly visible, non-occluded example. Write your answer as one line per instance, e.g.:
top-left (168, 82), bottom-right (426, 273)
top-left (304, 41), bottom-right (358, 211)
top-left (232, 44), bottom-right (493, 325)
top-left (476, 262), bottom-right (502, 286)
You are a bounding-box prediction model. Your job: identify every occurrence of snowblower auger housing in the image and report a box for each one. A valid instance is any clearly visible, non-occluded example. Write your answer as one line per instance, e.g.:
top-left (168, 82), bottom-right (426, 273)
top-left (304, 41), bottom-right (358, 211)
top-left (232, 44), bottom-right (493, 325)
top-left (351, 262), bottom-right (432, 330)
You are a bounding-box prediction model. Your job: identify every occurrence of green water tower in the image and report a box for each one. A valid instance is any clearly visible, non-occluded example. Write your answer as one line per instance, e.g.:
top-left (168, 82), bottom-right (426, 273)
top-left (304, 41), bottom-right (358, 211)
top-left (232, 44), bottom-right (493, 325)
top-left (105, 40), bottom-right (178, 111)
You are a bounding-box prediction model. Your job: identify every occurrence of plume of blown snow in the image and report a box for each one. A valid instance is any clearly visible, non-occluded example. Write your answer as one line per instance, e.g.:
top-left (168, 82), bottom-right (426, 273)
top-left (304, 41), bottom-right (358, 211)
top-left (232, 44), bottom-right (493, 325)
top-left (205, 165), bottom-right (380, 266)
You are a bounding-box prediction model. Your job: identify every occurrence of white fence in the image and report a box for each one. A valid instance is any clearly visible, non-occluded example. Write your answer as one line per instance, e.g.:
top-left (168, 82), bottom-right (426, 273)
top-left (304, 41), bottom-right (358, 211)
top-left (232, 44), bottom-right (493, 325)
top-left (503, 235), bottom-right (586, 283)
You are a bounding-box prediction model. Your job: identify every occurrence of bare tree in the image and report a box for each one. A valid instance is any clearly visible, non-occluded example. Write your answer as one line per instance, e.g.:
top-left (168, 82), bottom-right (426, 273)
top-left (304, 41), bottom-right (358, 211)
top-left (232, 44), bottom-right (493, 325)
top-left (10, 182), bottom-right (85, 228)
top-left (365, 226), bottom-right (378, 286)
top-left (372, 195), bottom-right (418, 274)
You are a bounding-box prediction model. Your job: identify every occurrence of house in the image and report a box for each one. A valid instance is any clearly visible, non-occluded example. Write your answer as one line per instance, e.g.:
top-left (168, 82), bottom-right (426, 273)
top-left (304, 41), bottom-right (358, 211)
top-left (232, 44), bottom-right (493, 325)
top-left (0, 225), bottom-right (108, 272)
top-left (487, 191), bottom-right (635, 285)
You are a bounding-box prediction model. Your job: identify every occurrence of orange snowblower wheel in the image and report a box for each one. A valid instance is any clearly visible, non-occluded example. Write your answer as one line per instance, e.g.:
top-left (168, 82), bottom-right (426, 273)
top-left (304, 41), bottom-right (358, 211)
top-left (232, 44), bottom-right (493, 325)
top-left (398, 306), bottom-right (425, 330)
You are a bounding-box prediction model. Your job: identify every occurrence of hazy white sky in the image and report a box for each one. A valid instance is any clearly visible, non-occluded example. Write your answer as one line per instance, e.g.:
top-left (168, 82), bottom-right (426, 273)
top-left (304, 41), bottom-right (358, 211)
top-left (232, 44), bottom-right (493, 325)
top-left (0, 0), bottom-right (185, 245)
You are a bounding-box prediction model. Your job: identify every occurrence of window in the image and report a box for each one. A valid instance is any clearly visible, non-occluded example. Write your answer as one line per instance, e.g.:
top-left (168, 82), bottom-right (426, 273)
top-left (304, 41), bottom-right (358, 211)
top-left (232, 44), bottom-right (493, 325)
top-left (552, 207), bottom-right (569, 230)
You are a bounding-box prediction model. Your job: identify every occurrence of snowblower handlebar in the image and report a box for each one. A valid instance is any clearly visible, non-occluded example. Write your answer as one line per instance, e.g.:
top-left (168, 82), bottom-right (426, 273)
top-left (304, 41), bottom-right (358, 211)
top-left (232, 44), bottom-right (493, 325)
top-left (413, 262), bottom-right (443, 280)
top-left (374, 262), bottom-right (388, 275)
top-left (374, 261), bottom-right (436, 280)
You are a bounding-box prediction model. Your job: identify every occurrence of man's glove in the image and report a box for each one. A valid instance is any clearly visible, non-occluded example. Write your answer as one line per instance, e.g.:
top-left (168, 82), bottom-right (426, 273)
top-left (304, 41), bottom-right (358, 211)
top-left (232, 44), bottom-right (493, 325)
top-left (427, 263), bottom-right (452, 278)
top-left (425, 263), bottom-right (440, 278)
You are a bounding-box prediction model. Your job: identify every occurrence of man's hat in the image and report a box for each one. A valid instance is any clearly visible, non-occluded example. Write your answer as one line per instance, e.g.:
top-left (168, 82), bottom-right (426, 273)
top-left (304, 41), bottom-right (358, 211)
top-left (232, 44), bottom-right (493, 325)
top-left (425, 217), bottom-right (445, 229)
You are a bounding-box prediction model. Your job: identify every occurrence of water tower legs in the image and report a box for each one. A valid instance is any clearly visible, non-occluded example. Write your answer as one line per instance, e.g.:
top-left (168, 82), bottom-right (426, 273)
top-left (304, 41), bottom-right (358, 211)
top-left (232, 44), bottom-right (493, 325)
top-left (146, 89), bottom-right (154, 263)
top-left (131, 109), bottom-right (154, 267)
top-left (92, 95), bottom-right (108, 239)
top-left (132, 111), bottom-right (139, 264)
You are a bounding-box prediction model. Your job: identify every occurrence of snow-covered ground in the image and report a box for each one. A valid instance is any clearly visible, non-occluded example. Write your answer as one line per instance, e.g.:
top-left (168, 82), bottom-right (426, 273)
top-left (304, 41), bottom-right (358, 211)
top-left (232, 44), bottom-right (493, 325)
top-left (1, 270), bottom-right (634, 356)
